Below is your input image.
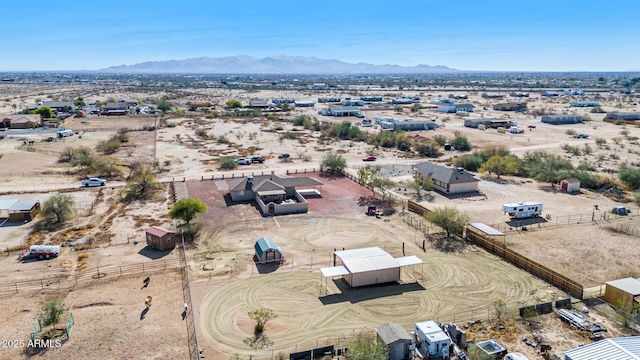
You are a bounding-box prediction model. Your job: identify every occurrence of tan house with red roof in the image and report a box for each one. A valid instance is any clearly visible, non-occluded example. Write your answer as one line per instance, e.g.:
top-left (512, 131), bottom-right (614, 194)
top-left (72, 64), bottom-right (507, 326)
top-left (1, 114), bottom-right (43, 129)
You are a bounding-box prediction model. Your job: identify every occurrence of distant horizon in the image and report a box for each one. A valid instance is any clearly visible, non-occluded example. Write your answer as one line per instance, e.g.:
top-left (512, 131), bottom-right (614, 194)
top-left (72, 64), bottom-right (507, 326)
top-left (2, 0), bottom-right (640, 72)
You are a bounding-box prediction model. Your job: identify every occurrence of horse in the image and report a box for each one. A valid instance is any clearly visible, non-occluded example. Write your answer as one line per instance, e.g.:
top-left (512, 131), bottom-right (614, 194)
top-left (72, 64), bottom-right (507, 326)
top-left (145, 296), bottom-right (152, 309)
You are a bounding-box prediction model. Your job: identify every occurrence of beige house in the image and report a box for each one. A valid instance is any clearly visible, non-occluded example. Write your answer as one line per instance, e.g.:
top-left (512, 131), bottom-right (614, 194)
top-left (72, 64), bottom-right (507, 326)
top-left (1, 114), bottom-right (43, 129)
top-left (413, 162), bottom-right (480, 194)
top-left (226, 174), bottom-right (323, 215)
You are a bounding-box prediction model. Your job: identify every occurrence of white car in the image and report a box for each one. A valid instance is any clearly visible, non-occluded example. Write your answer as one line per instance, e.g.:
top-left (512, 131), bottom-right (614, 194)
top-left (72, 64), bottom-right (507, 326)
top-left (82, 177), bottom-right (107, 187)
top-left (235, 158), bottom-right (251, 165)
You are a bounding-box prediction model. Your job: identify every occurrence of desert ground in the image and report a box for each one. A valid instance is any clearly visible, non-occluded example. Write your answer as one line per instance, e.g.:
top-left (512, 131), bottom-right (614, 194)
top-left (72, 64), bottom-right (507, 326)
top-left (0, 83), bottom-right (639, 359)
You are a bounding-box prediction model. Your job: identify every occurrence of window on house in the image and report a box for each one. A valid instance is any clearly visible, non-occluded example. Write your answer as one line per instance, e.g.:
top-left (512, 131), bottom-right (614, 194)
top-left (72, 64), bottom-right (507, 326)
top-left (147, 235), bottom-right (151, 240)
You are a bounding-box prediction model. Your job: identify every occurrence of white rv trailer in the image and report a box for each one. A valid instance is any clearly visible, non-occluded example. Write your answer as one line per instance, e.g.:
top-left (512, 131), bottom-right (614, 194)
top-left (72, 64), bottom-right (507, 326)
top-left (502, 201), bottom-right (543, 219)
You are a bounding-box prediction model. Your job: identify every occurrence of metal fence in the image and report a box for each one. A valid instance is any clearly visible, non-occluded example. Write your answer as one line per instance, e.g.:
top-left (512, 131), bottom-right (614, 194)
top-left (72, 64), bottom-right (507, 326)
top-left (489, 210), bottom-right (640, 233)
top-left (0, 258), bottom-right (181, 293)
top-left (613, 223), bottom-right (640, 238)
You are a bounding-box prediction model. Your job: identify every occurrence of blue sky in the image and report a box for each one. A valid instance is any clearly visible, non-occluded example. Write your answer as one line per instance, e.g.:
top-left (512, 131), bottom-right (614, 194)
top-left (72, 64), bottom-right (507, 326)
top-left (2, 0), bottom-right (638, 72)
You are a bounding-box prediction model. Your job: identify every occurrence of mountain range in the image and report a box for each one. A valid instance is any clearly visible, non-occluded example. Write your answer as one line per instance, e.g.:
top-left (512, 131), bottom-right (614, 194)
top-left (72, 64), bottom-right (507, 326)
top-left (98, 55), bottom-right (456, 74)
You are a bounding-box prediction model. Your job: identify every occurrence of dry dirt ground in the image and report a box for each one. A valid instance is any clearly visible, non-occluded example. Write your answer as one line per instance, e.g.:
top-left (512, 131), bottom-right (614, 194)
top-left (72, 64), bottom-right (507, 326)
top-left (0, 271), bottom-right (187, 360)
top-left (1, 85), bottom-right (639, 359)
top-left (185, 175), bottom-right (578, 359)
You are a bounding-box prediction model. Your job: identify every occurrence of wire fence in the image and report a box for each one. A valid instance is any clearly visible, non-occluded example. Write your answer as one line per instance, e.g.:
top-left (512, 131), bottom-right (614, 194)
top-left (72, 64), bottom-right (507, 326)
top-left (613, 223), bottom-right (640, 238)
top-left (0, 258), bottom-right (181, 293)
top-left (488, 209), bottom-right (640, 233)
top-left (178, 239), bottom-right (200, 360)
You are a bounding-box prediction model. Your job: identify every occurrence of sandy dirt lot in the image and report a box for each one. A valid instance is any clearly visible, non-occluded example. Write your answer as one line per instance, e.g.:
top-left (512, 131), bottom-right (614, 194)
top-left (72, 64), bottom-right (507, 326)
top-left (1, 85), bottom-right (639, 359)
top-left (185, 176), bottom-right (568, 359)
top-left (0, 271), bottom-right (187, 360)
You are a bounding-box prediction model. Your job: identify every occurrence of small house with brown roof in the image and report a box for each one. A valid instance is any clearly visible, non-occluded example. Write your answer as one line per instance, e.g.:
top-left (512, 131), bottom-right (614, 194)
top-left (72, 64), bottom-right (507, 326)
top-left (226, 174), bottom-right (323, 215)
top-left (145, 226), bottom-right (177, 251)
top-left (412, 162), bottom-right (480, 194)
top-left (1, 114), bottom-right (43, 129)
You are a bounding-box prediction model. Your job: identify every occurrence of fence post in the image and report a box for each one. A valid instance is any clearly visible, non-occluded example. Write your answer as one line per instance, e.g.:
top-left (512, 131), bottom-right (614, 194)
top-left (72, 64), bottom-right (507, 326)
top-left (143, 263), bottom-right (145, 273)
top-left (15, 283), bottom-right (18, 293)
top-left (41, 279), bottom-right (43, 289)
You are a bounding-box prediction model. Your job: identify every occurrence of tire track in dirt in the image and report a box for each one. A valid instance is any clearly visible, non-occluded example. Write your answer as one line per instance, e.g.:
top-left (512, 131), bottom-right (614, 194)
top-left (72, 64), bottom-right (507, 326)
top-left (201, 248), bottom-right (562, 358)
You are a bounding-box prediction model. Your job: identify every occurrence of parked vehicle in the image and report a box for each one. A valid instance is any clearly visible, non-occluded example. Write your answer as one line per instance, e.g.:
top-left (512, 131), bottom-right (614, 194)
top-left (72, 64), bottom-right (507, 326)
top-left (278, 153), bottom-right (290, 159)
top-left (21, 244), bottom-right (61, 260)
top-left (572, 133), bottom-right (589, 139)
top-left (82, 177), bottom-right (107, 187)
top-left (235, 158), bottom-right (251, 165)
top-left (43, 136), bottom-right (56, 142)
top-left (611, 206), bottom-right (631, 215)
top-left (362, 156), bottom-right (377, 161)
top-left (57, 129), bottom-right (74, 138)
top-left (251, 156), bottom-right (265, 163)
top-left (502, 201), bottom-right (543, 219)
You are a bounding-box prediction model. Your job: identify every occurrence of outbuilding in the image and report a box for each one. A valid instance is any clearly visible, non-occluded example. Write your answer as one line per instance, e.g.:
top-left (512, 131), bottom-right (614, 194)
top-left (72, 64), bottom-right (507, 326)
top-left (254, 237), bottom-right (284, 263)
top-left (8, 200), bottom-right (40, 222)
top-left (320, 247), bottom-right (422, 288)
top-left (563, 336), bottom-right (640, 360)
top-left (560, 178), bottom-right (580, 193)
top-left (145, 226), bottom-right (177, 251)
top-left (602, 277), bottom-right (640, 310)
top-left (376, 323), bottom-right (412, 360)
top-left (415, 321), bottom-right (450, 359)
top-left (541, 115), bottom-right (583, 125)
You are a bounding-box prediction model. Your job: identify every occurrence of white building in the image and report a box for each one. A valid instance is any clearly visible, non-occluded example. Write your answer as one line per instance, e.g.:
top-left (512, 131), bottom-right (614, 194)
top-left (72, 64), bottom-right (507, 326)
top-left (320, 247), bottom-right (422, 288)
top-left (414, 321), bottom-right (450, 359)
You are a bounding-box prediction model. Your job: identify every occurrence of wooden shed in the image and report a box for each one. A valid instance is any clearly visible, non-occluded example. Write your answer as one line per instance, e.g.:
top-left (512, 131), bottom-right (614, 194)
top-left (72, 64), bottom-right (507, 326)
top-left (254, 237), bottom-right (283, 263)
top-left (560, 178), bottom-right (581, 193)
top-left (145, 226), bottom-right (177, 251)
top-left (8, 200), bottom-right (40, 222)
top-left (603, 278), bottom-right (640, 310)
top-left (376, 323), bottom-right (412, 360)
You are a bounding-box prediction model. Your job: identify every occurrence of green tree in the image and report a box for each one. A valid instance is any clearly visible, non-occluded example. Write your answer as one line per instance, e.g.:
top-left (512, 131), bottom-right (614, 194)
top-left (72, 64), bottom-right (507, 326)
top-left (226, 99), bottom-right (243, 110)
top-left (41, 301), bottom-right (65, 327)
top-left (157, 100), bottom-right (172, 112)
top-left (618, 163), bottom-right (640, 190)
top-left (74, 96), bottom-right (86, 107)
top-left (219, 157), bottom-right (238, 170)
top-left (248, 308), bottom-right (276, 334)
top-left (477, 145), bottom-right (511, 161)
top-left (450, 131), bottom-right (471, 151)
top-left (126, 168), bottom-right (159, 199)
top-left (407, 176), bottom-right (433, 198)
top-left (320, 152), bottom-right (346, 175)
top-left (347, 331), bottom-right (386, 360)
top-left (41, 194), bottom-right (75, 224)
top-left (493, 299), bottom-right (508, 319)
top-left (370, 176), bottom-right (396, 203)
top-left (522, 151), bottom-right (573, 186)
top-left (357, 164), bottom-right (381, 193)
top-left (169, 197), bottom-right (208, 224)
top-left (479, 155), bottom-right (518, 179)
top-left (424, 206), bottom-right (470, 238)
top-left (34, 106), bottom-right (53, 118)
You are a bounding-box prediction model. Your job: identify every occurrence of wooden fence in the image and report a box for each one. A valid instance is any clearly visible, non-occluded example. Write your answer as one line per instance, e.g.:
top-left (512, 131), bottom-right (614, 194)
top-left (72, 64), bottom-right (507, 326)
top-left (407, 200), bottom-right (430, 216)
top-left (465, 227), bottom-right (584, 298)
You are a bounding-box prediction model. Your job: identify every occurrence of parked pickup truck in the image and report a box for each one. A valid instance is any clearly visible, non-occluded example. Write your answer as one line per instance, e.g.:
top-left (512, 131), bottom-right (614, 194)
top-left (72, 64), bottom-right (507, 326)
top-left (82, 177), bottom-right (107, 187)
top-left (251, 156), bottom-right (265, 163)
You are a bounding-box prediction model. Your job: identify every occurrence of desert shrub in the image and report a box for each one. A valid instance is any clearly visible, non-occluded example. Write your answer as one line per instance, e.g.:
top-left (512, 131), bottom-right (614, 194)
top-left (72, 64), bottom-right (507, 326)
top-left (614, 119), bottom-right (626, 125)
top-left (595, 137), bottom-right (607, 145)
top-left (450, 131), bottom-right (471, 151)
top-left (462, 155), bottom-right (485, 171)
top-left (217, 135), bottom-right (228, 144)
top-left (219, 157), bottom-right (237, 170)
top-left (265, 113), bottom-right (276, 120)
top-left (41, 301), bottom-right (64, 327)
top-left (166, 122), bottom-right (177, 128)
top-left (618, 163), bottom-right (640, 190)
top-left (415, 140), bottom-right (441, 158)
top-left (565, 128), bottom-right (576, 135)
top-left (432, 134), bottom-right (447, 146)
top-left (195, 128), bottom-right (208, 139)
top-left (280, 132), bottom-right (297, 140)
top-left (97, 138), bottom-right (121, 154)
top-left (590, 106), bottom-right (605, 113)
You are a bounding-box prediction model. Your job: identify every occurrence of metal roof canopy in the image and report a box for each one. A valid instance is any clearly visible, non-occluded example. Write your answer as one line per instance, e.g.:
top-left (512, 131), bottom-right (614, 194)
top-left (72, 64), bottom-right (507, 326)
top-left (9, 200), bottom-right (39, 212)
top-left (468, 223), bottom-right (505, 236)
top-left (342, 254), bottom-right (399, 273)
top-left (320, 266), bottom-right (350, 277)
top-left (396, 255), bottom-right (423, 267)
top-left (606, 278), bottom-right (640, 295)
top-left (334, 246), bottom-right (388, 260)
top-left (0, 199), bottom-right (19, 211)
top-left (563, 336), bottom-right (640, 360)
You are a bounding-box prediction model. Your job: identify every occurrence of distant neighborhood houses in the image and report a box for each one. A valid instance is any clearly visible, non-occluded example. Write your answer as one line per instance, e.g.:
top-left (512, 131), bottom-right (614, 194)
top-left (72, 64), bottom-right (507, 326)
top-left (493, 102), bottom-right (527, 111)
